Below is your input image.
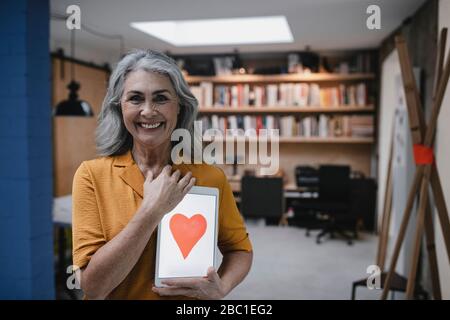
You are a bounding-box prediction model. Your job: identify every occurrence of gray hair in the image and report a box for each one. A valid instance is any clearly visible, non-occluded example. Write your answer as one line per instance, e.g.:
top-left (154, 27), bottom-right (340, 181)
top-left (96, 49), bottom-right (198, 157)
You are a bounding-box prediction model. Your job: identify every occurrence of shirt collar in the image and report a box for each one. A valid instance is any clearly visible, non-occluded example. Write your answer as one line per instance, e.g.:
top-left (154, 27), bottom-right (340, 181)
top-left (113, 150), bottom-right (144, 198)
top-left (112, 150), bottom-right (135, 167)
top-left (112, 149), bottom-right (188, 198)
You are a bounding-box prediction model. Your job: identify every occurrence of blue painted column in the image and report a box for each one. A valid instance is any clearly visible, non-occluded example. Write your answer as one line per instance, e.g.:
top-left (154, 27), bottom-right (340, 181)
top-left (0, 0), bottom-right (55, 299)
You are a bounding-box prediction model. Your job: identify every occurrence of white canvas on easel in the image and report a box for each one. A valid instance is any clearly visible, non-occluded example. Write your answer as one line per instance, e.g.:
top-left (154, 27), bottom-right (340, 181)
top-left (390, 72), bottom-right (417, 284)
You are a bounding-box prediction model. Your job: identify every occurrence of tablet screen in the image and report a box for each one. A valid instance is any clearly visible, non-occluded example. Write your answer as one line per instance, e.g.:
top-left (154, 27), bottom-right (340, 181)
top-left (156, 190), bottom-right (218, 280)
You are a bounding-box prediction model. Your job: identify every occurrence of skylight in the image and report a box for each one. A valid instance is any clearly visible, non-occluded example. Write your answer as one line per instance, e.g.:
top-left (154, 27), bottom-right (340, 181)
top-left (130, 16), bottom-right (293, 46)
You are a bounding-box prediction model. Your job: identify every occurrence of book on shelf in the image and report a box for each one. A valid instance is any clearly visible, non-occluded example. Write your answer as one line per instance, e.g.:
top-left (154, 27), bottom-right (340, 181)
top-left (349, 115), bottom-right (374, 137)
top-left (198, 114), bottom-right (374, 139)
top-left (201, 82), bottom-right (213, 107)
top-left (335, 52), bottom-right (374, 74)
top-left (309, 84), bottom-right (321, 106)
top-left (190, 86), bottom-right (203, 107)
top-left (190, 81), bottom-right (213, 108)
top-left (194, 81), bottom-right (369, 108)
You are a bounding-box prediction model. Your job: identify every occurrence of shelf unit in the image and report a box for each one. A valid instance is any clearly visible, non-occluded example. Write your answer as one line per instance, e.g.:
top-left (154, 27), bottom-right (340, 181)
top-left (186, 73), bottom-right (375, 84)
top-left (202, 136), bottom-right (374, 144)
top-left (187, 71), bottom-right (377, 180)
top-left (198, 105), bottom-right (374, 115)
top-left (191, 72), bottom-right (376, 144)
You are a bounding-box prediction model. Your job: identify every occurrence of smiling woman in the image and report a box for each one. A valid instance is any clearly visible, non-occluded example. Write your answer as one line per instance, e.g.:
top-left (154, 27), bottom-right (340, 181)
top-left (71, 50), bottom-right (253, 300)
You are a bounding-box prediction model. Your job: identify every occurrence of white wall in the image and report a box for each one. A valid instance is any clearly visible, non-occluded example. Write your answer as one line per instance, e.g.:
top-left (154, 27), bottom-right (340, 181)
top-left (435, 0), bottom-right (450, 300)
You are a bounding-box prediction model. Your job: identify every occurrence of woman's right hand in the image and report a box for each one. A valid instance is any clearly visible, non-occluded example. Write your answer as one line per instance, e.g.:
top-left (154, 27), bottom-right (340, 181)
top-left (142, 165), bottom-right (196, 219)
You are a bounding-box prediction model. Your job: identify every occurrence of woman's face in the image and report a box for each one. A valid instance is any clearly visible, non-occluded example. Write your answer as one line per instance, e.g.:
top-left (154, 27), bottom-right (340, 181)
top-left (121, 69), bottom-right (180, 150)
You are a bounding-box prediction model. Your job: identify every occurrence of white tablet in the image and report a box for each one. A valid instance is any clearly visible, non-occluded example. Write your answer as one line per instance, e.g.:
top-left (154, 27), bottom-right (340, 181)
top-left (154, 186), bottom-right (219, 287)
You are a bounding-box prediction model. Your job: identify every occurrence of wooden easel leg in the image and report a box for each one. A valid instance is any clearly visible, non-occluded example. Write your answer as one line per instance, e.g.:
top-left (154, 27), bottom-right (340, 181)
top-left (381, 166), bottom-right (424, 299)
top-left (430, 165), bottom-right (450, 264)
top-left (405, 165), bottom-right (432, 299)
top-left (424, 193), bottom-right (442, 300)
top-left (377, 137), bottom-right (394, 270)
top-left (378, 176), bottom-right (393, 270)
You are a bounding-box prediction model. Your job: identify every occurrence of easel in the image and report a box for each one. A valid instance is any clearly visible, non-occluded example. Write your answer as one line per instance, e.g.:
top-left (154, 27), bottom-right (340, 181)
top-left (376, 124), bottom-right (394, 271)
top-left (366, 106), bottom-right (429, 301)
top-left (381, 28), bottom-right (450, 300)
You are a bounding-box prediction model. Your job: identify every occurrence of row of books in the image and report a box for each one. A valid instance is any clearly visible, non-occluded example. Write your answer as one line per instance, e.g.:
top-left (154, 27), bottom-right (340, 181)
top-left (191, 82), bottom-right (369, 108)
top-left (198, 115), bottom-right (374, 138)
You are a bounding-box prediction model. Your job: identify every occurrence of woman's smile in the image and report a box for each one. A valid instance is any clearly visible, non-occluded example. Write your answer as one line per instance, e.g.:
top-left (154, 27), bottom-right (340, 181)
top-left (136, 120), bottom-right (166, 131)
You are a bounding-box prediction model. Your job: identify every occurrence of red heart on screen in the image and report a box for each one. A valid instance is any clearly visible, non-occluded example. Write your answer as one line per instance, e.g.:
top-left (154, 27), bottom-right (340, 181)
top-left (169, 213), bottom-right (207, 259)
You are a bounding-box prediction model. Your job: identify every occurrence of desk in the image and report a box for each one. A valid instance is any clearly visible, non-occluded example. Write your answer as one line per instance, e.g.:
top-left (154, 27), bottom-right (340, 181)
top-left (227, 176), bottom-right (318, 200)
top-left (53, 195), bottom-right (72, 271)
top-left (53, 195), bottom-right (72, 226)
top-left (230, 175), bottom-right (377, 233)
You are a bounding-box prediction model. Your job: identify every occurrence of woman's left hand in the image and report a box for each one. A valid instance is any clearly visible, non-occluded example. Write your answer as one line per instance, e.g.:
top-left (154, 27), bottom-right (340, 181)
top-left (152, 267), bottom-right (227, 300)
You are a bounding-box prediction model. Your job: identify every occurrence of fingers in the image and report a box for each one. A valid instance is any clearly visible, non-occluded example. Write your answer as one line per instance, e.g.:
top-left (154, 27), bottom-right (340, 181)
top-left (153, 166), bottom-right (196, 194)
top-left (152, 286), bottom-right (197, 298)
top-left (162, 278), bottom-right (201, 289)
top-left (145, 169), bottom-right (153, 182)
top-left (178, 171), bottom-right (196, 194)
top-left (153, 277), bottom-right (203, 297)
top-left (171, 169), bottom-right (181, 182)
top-left (183, 177), bottom-right (196, 194)
top-left (178, 171), bottom-right (193, 187)
top-left (162, 165), bottom-right (172, 176)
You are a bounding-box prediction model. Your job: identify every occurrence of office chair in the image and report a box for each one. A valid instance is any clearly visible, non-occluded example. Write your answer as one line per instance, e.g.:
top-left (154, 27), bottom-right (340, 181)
top-left (306, 165), bottom-right (356, 245)
top-left (288, 166), bottom-right (321, 229)
top-left (240, 176), bottom-right (284, 225)
top-left (349, 176), bottom-right (377, 232)
top-left (295, 166), bottom-right (319, 188)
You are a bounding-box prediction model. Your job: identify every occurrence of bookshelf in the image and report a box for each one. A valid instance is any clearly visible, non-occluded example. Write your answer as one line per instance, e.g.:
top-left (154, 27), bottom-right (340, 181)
top-left (202, 136), bottom-right (374, 144)
top-left (198, 105), bottom-right (374, 114)
top-left (186, 73), bottom-right (375, 84)
top-left (187, 71), bottom-right (377, 180)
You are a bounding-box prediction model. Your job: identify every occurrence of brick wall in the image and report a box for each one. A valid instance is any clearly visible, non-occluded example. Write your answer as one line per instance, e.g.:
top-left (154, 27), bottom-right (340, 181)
top-left (0, 0), bottom-right (54, 299)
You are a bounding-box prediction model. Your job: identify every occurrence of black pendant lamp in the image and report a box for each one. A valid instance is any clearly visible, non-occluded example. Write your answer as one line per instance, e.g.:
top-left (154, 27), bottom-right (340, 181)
top-left (54, 29), bottom-right (94, 117)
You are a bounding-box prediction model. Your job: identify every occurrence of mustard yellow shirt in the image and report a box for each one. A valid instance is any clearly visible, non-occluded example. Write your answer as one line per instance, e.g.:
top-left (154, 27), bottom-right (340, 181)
top-left (72, 150), bottom-right (252, 299)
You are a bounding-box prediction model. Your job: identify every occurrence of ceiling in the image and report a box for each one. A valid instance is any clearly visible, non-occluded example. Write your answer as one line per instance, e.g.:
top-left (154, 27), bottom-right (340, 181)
top-left (50, 0), bottom-right (427, 66)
